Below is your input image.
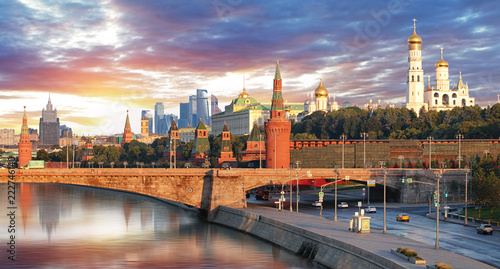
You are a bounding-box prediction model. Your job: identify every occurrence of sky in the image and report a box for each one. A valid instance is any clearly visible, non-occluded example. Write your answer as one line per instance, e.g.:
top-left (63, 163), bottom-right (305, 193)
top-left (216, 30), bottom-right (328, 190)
top-left (1, 0), bottom-right (499, 135)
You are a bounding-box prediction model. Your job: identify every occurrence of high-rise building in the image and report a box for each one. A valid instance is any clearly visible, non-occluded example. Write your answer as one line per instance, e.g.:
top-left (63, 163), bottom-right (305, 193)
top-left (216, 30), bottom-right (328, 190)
top-left (211, 94), bottom-right (222, 116)
top-left (39, 96), bottom-right (60, 145)
top-left (178, 102), bottom-right (190, 128)
top-left (265, 61), bottom-right (291, 169)
top-left (188, 95), bottom-right (197, 127)
top-left (18, 106), bottom-right (32, 168)
top-left (197, 89), bottom-right (210, 126)
top-left (154, 102), bottom-right (164, 134)
top-left (141, 110), bottom-right (153, 134)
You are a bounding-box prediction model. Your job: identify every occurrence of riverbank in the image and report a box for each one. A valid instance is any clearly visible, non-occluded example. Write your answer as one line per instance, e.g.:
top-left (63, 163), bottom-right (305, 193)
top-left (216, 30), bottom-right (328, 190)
top-left (211, 204), bottom-right (495, 269)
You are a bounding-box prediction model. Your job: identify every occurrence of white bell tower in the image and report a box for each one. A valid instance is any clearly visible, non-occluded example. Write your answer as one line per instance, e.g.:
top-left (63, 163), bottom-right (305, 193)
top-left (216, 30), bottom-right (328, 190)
top-left (405, 19), bottom-right (427, 115)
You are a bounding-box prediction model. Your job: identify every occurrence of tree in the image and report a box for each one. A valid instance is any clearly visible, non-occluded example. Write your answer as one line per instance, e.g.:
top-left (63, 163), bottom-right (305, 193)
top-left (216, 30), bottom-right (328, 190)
top-left (36, 149), bottom-right (50, 162)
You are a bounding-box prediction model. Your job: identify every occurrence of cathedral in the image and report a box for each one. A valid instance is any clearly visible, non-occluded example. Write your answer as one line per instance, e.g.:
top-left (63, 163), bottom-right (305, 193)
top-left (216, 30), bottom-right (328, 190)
top-left (405, 19), bottom-right (475, 115)
top-left (303, 79), bottom-right (339, 115)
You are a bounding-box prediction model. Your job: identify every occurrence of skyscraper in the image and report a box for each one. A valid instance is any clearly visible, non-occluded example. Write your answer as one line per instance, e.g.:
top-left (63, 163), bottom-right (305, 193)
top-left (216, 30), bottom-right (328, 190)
top-left (154, 102), bottom-right (164, 134)
top-left (211, 94), bottom-right (222, 116)
top-left (178, 102), bottom-right (190, 128)
top-left (39, 95), bottom-right (60, 145)
top-left (188, 95), bottom-right (197, 127)
top-left (141, 110), bottom-right (153, 134)
top-left (197, 89), bottom-right (210, 126)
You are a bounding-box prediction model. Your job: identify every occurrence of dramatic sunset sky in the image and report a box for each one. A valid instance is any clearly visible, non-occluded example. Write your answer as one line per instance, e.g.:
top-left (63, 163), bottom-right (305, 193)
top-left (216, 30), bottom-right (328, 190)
top-left (1, 0), bottom-right (499, 135)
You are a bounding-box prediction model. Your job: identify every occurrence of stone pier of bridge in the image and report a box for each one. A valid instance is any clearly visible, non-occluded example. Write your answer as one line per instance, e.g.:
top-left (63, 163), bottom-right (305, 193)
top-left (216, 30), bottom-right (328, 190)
top-left (1, 168), bottom-right (466, 220)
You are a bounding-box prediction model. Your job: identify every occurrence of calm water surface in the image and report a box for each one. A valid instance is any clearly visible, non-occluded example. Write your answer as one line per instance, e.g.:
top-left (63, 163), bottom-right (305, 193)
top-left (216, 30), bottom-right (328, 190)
top-left (1, 183), bottom-right (320, 268)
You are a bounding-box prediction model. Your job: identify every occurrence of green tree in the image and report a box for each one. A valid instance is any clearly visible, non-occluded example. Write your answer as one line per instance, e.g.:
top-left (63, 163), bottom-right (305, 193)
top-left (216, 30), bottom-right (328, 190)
top-left (36, 149), bottom-right (50, 162)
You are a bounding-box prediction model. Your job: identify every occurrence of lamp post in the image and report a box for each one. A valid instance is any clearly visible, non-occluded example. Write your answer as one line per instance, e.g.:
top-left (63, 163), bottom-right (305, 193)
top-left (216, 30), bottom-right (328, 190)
top-left (456, 134), bottom-right (463, 169)
top-left (290, 165), bottom-right (293, 212)
top-left (434, 169), bottom-right (442, 250)
top-left (295, 161), bottom-right (301, 213)
top-left (427, 136), bottom-right (434, 169)
top-left (259, 133), bottom-right (262, 169)
top-left (334, 168), bottom-right (339, 221)
top-left (340, 134), bottom-right (346, 169)
top-left (361, 133), bottom-right (368, 169)
top-left (379, 161), bottom-right (387, 233)
top-left (465, 166), bottom-right (470, 224)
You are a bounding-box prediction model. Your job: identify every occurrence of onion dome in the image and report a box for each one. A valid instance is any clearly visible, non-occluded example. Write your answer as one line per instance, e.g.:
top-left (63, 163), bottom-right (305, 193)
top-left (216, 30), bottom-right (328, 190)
top-left (238, 88), bottom-right (249, 98)
top-left (408, 19), bottom-right (422, 45)
top-left (314, 79), bottom-right (328, 98)
top-left (435, 47), bottom-right (448, 68)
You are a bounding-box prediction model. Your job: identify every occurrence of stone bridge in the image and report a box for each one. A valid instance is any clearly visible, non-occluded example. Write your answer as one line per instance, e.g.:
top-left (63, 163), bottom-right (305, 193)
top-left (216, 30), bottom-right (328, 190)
top-left (1, 168), bottom-right (467, 219)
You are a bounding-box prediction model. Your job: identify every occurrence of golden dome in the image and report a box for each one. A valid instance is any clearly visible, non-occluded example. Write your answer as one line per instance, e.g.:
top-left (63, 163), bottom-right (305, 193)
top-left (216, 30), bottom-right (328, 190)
top-left (238, 88), bottom-right (249, 98)
top-left (435, 48), bottom-right (448, 68)
top-left (314, 80), bottom-right (328, 98)
top-left (407, 30), bottom-right (422, 45)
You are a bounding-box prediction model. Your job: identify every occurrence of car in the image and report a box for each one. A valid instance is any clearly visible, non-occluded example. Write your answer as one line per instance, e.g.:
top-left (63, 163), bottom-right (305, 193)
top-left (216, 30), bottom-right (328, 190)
top-left (477, 224), bottom-right (493, 235)
top-left (337, 202), bottom-right (348, 208)
top-left (365, 206), bottom-right (377, 213)
top-left (396, 213), bottom-right (410, 222)
top-left (255, 190), bottom-right (270, 200)
top-left (312, 201), bottom-right (322, 207)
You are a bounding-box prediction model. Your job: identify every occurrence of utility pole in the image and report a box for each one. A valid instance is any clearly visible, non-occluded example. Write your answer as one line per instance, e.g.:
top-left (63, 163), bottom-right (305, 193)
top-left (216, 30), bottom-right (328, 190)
top-left (456, 134), bottom-right (463, 170)
top-left (334, 168), bottom-right (339, 221)
top-left (427, 136), bottom-right (434, 169)
top-left (340, 134), bottom-right (346, 169)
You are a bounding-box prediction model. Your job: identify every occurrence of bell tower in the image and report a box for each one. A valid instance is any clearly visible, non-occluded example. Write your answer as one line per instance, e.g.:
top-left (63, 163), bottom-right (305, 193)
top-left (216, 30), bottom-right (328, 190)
top-left (405, 19), bottom-right (427, 115)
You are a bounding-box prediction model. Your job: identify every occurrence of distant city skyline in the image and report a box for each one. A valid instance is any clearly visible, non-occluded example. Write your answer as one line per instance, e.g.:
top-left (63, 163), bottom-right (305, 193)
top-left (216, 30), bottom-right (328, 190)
top-left (1, 1), bottom-right (499, 135)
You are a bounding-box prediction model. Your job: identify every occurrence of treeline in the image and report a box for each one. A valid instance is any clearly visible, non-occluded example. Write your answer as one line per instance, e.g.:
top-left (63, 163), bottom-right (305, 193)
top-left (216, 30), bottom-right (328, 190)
top-left (292, 104), bottom-right (500, 140)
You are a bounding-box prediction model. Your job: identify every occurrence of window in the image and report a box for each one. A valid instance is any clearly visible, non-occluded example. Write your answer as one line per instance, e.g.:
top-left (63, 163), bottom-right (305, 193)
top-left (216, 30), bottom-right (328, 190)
top-left (435, 99), bottom-right (438, 105)
top-left (417, 75), bottom-right (420, 81)
top-left (412, 75), bottom-right (414, 82)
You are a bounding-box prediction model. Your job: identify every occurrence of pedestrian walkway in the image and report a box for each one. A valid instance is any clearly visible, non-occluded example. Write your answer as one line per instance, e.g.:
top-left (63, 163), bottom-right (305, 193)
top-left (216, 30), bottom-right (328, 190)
top-left (242, 204), bottom-right (495, 269)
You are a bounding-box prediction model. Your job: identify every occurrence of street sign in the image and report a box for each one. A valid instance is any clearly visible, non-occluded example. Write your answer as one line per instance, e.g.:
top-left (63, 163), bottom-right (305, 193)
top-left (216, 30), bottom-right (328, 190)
top-left (407, 178), bottom-right (412, 183)
top-left (362, 188), bottom-right (366, 196)
top-left (319, 192), bottom-right (324, 198)
top-left (319, 197), bottom-right (323, 202)
top-left (367, 180), bottom-right (375, 187)
top-left (358, 201), bottom-right (362, 207)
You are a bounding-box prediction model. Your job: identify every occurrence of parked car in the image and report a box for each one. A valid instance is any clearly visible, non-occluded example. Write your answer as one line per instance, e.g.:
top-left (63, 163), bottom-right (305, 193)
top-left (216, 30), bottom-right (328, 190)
top-left (337, 202), bottom-right (348, 208)
top-left (255, 190), bottom-right (270, 200)
top-left (396, 213), bottom-right (410, 222)
top-left (312, 201), bottom-right (322, 207)
top-left (365, 206), bottom-right (377, 213)
top-left (477, 224), bottom-right (493, 235)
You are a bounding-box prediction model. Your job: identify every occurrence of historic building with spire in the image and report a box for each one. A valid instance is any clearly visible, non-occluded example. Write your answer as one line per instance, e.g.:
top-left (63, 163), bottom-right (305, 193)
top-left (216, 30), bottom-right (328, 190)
top-left (405, 19), bottom-right (474, 115)
top-left (161, 119), bottom-right (183, 166)
top-left (217, 122), bottom-right (237, 167)
top-left (299, 79), bottom-right (339, 121)
top-left (189, 119), bottom-right (210, 167)
top-left (18, 106), bottom-right (32, 168)
top-left (265, 62), bottom-right (291, 169)
top-left (121, 110), bottom-right (134, 146)
top-left (240, 122), bottom-right (266, 165)
top-left (39, 95), bottom-right (60, 146)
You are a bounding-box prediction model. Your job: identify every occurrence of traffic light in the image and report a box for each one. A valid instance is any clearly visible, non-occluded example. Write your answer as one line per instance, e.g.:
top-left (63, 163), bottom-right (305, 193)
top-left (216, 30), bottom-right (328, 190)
top-left (445, 192), bottom-right (448, 198)
top-left (402, 177), bottom-right (405, 183)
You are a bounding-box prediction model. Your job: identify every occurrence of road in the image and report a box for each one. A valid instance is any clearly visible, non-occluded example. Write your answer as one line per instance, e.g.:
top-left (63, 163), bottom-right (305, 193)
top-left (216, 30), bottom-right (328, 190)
top-left (248, 188), bottom-right (500, 268)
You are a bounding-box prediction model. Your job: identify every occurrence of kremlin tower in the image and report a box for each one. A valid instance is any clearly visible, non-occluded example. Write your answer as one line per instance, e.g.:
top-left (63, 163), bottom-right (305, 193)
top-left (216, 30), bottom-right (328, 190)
top-left (121, 110), bottom-right (134, 146)
top-left (18, 106), bottom-right (32, 168)
top-left (265, 61), bottom-right (291, 169)
top-left (405, 19), bottom-right (427, 115)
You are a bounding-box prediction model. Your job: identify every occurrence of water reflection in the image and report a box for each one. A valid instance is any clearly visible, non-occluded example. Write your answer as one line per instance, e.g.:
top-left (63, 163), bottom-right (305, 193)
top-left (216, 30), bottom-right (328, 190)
top-left (1, 183), bottom-right (320, 268)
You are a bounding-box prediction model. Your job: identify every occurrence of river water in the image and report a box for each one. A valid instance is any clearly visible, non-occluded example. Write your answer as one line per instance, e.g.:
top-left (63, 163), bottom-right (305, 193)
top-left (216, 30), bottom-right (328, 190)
top-left (1, 183), bottom-right (320, 268)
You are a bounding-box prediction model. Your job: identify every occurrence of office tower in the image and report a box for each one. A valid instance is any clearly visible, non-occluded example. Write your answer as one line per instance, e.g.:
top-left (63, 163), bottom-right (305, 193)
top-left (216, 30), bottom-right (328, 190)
top-left (141, 110), bottom-right (153, 134)
top-left (39, 95), bottom-right (60, 145)
top-left (211, 94), bottom-right (222, 116)
top-left (197, 89), bottom-right (210, 126)
top-left (154, 102), bottom-right (164, 134)
top-left (178, 103), bottom-right (190, 128)
top-left (188, 95), bottom-right (197, 127)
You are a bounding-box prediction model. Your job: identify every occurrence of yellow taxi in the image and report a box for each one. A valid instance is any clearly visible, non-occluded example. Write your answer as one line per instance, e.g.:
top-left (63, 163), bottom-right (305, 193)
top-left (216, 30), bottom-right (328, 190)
top-left (396, 213), bottom-right (410, 222)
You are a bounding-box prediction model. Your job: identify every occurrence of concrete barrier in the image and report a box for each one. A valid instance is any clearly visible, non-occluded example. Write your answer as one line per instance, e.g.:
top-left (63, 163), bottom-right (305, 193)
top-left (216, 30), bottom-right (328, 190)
top-left (212, 206), bottom-right (407, 269)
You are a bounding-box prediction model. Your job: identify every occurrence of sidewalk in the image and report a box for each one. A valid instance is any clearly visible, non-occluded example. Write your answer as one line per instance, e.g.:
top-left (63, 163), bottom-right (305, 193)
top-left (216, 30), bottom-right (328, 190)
top-left (242, 204), bottom-right (495, 269)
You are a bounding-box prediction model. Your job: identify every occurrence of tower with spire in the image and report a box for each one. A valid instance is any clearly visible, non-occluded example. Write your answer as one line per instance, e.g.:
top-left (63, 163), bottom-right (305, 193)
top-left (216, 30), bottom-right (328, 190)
top-left (39, 95), bottom-right (60, 145)
top-left (121, 110), bottom-right (134, 146)
top-left (162, 119), bottom-right (183, 166)
top-left (190, 119), bottom-right (210, 167)
top-left (218, 122), bottom-right (237, 167)
top-left (18, 106), bottom-right (32, 168)
top-left (265, 61), bottom-right (291, 169)
top-left (405, 19), bottom-right (428, 115)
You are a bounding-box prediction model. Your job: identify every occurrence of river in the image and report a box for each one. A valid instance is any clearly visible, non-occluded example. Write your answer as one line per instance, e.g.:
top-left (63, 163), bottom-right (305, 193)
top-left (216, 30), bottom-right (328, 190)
top-left (1, 183), bottom-right (321, 268)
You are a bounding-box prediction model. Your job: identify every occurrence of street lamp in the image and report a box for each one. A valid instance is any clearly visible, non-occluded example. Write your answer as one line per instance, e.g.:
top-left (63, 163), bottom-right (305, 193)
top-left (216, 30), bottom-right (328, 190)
top-left (379, 161), bottom-right (387, 233)
top-left (434, 169), bottom-right (442, 250)
top-left (340, 134), bottom-right (346, 169)
top-left (361, 132), bottom-right (368, 169)
top-left (427, 136), bottom-right (434, 169)
top-left (334, 168), bottom-right (339, 221)
top-left (465, 166), bottom-right (470, 224)
top-left (456, 134), bottom-right (463, 170)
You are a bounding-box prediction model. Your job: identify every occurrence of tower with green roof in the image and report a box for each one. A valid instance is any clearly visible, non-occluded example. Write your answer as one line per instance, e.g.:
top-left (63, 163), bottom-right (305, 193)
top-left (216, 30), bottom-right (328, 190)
top-left (190, 119), bottom-right (210, 166)
top-left (18, 106), bottom-right (32, 168)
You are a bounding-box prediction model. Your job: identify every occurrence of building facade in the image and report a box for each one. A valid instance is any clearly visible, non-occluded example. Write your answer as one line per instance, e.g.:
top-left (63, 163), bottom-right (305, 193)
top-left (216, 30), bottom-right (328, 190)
top-left (405, 19), bottom-right (474, 115)
top-left (0, 129), bottom-right (15, 146)
top-left (39, 96), bottom-right (60, 145)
